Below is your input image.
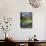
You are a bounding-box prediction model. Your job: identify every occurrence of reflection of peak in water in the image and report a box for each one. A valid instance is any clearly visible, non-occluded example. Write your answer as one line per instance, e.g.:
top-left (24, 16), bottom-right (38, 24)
top-left (21, 21), bottom-right (32, 26)
top-left (21, 22), bottom-right (32, 28)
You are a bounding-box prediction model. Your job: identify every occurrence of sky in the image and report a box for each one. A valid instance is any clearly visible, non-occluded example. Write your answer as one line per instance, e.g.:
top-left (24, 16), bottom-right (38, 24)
top-left (20, 12), bottom-right (32, 17)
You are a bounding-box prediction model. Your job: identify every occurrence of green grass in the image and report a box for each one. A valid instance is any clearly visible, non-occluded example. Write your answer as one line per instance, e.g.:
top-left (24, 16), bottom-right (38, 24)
top-left (21, 17), bottom-right (32, 23)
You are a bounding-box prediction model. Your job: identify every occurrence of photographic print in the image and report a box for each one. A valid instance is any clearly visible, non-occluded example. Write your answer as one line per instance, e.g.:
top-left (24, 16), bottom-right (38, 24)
top-left (20, 12), bottom-right (32, 28)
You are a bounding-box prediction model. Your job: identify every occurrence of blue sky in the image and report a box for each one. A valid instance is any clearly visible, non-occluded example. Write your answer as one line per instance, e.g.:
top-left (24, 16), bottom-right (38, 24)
top-left (20, 12), bottom-right (32, 17)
